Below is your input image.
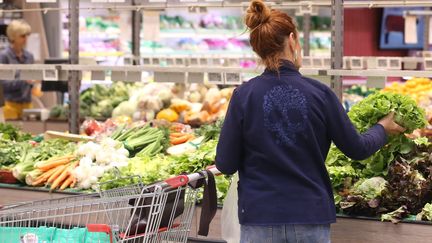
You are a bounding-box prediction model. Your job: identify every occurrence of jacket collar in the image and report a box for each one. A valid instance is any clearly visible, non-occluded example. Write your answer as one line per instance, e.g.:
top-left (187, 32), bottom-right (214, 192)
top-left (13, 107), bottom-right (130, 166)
top-left (7, 46), bottom-right (30, 63)
top-left (263, 59), bottom-right (300, 76)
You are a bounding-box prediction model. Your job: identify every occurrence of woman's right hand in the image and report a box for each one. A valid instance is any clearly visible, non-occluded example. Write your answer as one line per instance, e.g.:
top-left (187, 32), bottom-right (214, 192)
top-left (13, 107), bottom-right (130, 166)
top-left (378, 112), bottom-right (406, 135)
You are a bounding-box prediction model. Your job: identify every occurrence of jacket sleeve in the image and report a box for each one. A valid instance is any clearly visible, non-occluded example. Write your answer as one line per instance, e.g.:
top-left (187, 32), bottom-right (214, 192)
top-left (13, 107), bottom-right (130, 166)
top-left (325, 88), bottom-right (387, 160)
top-left (0, 53), bottom-right (26, 92)
top-left (215, 89), bottom-right (243, 175)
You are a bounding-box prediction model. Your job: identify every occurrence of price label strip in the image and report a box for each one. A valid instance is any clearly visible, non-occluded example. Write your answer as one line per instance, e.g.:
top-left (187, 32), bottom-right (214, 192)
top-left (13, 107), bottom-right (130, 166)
top-left (154, 72), bottom-right (185, 83)
top-left (208, 72), bottom-right (224, 84)
top-left (200, 58), bottom-right (208, 66)
top-left (225, 72), bottom-right (242, 85)
top-left (0, 70), bottom-right (15, 80)
top-left (189, 58), bottom-right (200, 66)
top-left (126, 71), bottom-right (142, 82)
top-left (43, 69), bottom-right (59, 81)
top-left (91, 71), bottom-right (106, 81)
top-left (166, 58), bottom-right (175, 66)
top-left (111, 71), bottom-right (126, 82)
top-left (141, 57), bottom-right (152, 65)
top-left (188, 72), bottom-right (205, 83)
top-left (21, 70), bottom-right (43, 81)
top-left (175, 58), bottom-right (185, 66)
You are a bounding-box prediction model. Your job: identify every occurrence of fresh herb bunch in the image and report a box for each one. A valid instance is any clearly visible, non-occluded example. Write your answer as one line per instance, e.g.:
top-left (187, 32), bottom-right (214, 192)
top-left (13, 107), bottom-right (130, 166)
top-left (195, 119), bottom-right (223, 142)
top-left (0, 123), bottom-right (32, 142)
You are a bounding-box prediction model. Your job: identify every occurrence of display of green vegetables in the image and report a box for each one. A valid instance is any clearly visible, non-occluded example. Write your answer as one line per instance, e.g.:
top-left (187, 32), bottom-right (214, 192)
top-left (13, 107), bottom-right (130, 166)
top-left (327, 92), bottom-right (427, 184)
top-left (327, 92), bottom-right (432, 222)
top-left (80, 82), bottom-right (133, 118)
top-left (111, 124), bottom-right (169, 157)
top-left (0, 123), bottom-right (31, 142)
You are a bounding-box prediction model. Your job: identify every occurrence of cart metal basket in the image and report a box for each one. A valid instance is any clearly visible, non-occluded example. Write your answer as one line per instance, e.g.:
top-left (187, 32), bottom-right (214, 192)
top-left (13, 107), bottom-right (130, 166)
top-left (0, 167), bottom-right (219, 243)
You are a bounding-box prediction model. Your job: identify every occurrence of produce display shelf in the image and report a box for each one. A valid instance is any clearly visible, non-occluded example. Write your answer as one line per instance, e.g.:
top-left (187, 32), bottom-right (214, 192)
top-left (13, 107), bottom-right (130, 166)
top-left (1, 183), bottom-right (432, 243)
top-left (6, 120), bottom-right (69, 135)
top-left (0, 183), bottom-right (82, 195)
top-left (0, 183), bottom-right (83, 206)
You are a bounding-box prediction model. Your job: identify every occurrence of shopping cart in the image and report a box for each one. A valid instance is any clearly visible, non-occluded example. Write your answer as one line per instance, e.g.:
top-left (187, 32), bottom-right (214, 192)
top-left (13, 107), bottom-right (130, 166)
top-left (0, 167), bottom-right (219, 243)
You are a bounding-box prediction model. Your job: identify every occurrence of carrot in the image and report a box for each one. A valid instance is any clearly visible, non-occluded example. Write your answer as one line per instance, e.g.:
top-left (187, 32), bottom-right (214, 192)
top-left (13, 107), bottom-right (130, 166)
top-left (170, 132), bottom-right (185, 138)
top-left (60, 176), bottom-right (74, 190)
top-left (36, 158), bottom-right (72, 171)
top-left (32, 168), bottom-right (55, 186)
top-left (187, 134), bottom-right (196, 142)
top-left (70, 177), bottom-right (77, 188)
top-left (35, 167), bottom-right (57, 181)
top-left (51, 168), bottom-right (70, 190)
top-left (170, 135), bottom-right (190, 145)
top-left (47, 165), bottom-right (66, 184)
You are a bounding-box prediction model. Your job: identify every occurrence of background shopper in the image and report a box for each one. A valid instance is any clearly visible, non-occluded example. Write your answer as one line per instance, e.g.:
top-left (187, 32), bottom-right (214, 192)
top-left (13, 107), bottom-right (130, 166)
top-left (215, 1), bottom-right (405, 242)
top-left (0, 19), bottom-right (37, 120)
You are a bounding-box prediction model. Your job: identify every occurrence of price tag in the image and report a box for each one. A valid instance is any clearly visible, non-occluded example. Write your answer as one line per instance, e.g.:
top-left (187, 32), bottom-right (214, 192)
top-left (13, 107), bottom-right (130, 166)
top-left (430, 18), bottom-right (432, 45)
top-left (388, 58), bottom-right (402, 70)
top-left (91, 71), bottom-right (106, 81)
top-left (149, 0), bottom-right (166, 3)
top-left (404, 15), bottom-right (418, 44)
top-left (26, 0), bottom-right (57, 2)
top-left (154, 72), bottom-right (185, 83)
top-left (43, 69), bottom-right (58, 81)
top-left (200, 58), bottom-right (208, 66)
top-left (225, 72), bottom-right (242, 85)
top-left (377, 58), bottom-right (388, 69)
top-left (21, 70), bottom-right (43, 80)
top-left (123, 56), bottom-right (133, 65)
top-left (0, 70), bottom-right (15, 80)
top-left (228, 58), bottom-right (240, 67)
top-left (111, 71), bottom-right (126, 81)
top-left (189, 58), bottom-right (199, 66)
top-left (153, 58), bottom-right (161, 65)
top-left (312, 58), bottom-right (323, 68)
top-left (126, 71), bottom-right (142, 82)
top-left (208, 72), bottom-right (224, 84)
top-left (367, 76), bottom-right (386, 89)
top-left (141, 57), bottom-right (152, 65)
top-left (188, 72), bottom-right (205, 83)
top-left (212, 58), bottom-right (222, 66)
top-left (175, 58), bottom-right (185, 66)
top-left (323, 58), bottom-right (331, 67)
top-left (166, 58), bottom-right (175, 66)
top-left (424, 58), bottom-right (432, 70)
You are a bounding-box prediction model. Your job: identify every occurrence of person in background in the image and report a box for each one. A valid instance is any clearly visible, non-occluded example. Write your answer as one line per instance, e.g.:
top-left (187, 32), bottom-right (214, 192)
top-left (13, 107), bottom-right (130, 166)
top-left (215, 1), bottom-right (406, 242)
top-left (0, 19), bottom-right (36, 120)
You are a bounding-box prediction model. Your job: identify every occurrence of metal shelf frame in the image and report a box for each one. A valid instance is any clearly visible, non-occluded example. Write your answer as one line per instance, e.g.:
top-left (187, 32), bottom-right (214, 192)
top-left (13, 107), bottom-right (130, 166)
top-left (3, 0), bottom-right (432, 132)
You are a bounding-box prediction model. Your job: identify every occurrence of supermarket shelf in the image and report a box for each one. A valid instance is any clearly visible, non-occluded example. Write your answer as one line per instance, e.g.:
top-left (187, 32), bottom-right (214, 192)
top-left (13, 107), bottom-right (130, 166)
top-left (62, 51), bottom-right (124, 58)
top-left (156, 29), bottom-right (248, 40)
top-left (3, 64), bottom-right (432, 79)
top-left (327, 69), bottom-right (432, 78)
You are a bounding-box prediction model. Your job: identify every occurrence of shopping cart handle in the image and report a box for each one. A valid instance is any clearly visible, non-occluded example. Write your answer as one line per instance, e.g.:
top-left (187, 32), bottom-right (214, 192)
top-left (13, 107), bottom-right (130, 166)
top-left (165, 175), bottom-right (189, 188)
top-left (206, 165), bottom-right (221, 175)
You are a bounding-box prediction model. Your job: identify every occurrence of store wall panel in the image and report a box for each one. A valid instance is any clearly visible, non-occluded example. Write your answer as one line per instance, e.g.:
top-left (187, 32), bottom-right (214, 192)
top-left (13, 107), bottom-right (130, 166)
top-left (344, 8), bottom-right (407, 57)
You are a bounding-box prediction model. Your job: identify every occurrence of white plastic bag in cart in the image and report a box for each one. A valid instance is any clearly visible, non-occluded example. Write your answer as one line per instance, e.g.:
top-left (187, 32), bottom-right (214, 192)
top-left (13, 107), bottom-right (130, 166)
top-left (221, 173), bottom-right (240, 243)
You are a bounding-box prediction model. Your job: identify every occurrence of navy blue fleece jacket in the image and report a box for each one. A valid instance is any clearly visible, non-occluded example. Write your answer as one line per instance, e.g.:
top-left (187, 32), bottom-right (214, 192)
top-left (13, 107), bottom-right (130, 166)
top-left (215, 60), bottom-right (387, 225)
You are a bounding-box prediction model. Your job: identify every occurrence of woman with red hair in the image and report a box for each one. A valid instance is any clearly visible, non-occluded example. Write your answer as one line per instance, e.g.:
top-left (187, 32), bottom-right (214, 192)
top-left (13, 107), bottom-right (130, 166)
top-left (216, 1), bottom-right (404, 242)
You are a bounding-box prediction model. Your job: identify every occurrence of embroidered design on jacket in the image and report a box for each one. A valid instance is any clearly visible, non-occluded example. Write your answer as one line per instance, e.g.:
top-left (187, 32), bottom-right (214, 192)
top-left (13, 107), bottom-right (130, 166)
top-left (263, 85), bottom-right (308, 145)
